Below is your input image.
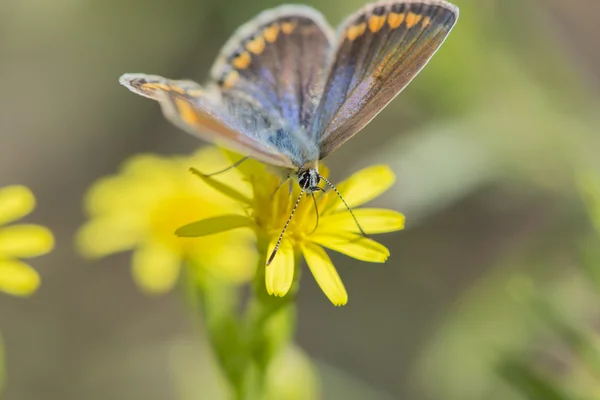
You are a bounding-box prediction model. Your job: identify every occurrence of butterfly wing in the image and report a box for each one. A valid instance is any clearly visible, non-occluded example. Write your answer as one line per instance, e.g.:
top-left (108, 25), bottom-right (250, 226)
top-left (209, 5), bottom-right (335, 166)
top-left (121, 5), bottom-right (335, 168)
top-left (313, 0), bottom-right (459, 158)
top-left (211, 5), bottom-right (334, 133)
top-left (119, 73), bottom-right (296, 168)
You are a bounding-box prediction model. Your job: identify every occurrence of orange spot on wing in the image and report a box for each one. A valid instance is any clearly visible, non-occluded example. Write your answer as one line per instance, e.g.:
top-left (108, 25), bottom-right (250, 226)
top-left (174, 98), bottom-right (236, 140)
top-left (281, 21), bottom-right (297, 34)
top-left (405, 12), bottom-right (422, 28)
top-left (368, 15), bottom-right (386, 33)
top-left (175, 98), bottom-right (200, 125)
top-left (346, 22), bottom-right (366, 41)
top-left (264, 24), bottom-right (280, 43)
top-left (422, 16), bottom-right (431, 28)
top-left (387, 12), bottom-right (405, 29)
top-left (222, 71), bottom-right (239, 89)
top-left (246, 36), bottom-right (266, 54)
top-left (232, 51), bottom-right (252, 69)
top-left (171, 86), bottom-right (185, 94)
top-left (141, 82), bottom-right (170, 92)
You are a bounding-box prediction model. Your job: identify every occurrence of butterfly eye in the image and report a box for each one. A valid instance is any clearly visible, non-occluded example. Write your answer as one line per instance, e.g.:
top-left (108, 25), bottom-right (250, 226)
top-left (298, 170), bottom-right (320, 190)
top-left (298, 171), bottom-right (311, 189)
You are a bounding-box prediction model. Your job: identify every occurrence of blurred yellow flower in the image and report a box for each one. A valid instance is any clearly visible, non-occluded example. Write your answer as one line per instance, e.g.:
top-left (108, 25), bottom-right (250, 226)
top-left (177, 158), bottom-right (405, 306)
top-left (76, 148), bottom-right (256, 293)
top-left (0, 185), bottom-right (54, 296)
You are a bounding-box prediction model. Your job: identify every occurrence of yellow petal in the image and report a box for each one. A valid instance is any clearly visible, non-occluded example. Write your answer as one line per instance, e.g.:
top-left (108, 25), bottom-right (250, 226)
top-left (302, 243), bottom-right (347, 306)
top-left (84, 153), bottom-right (201, 216)
top-left (319, 208), bottom-right (405, 234)
top-left (175, 215), bottom-right (252, 237)
top-left (221, 148), bottom-right (266, 182)
top-left (324, 165), bottom-right (395, 212)
top-left (0, 185), bottom-right (35, 225)
top-left (311, 232), bottom-right (390, 263)
top-left (132, 243), bottom-right (181, 294)
top-left (0, 225), bottom-right (54, 258)
top-left (195, 236), bottom-right (257, 284)
top-left (0, 259), bottom-right (40, 296)
top-left (76, 217), bottom-right (142, 258)
top-left (189, 168), bottom-right (251, 205)
top-left (265, 239), bottom-right (294, 297)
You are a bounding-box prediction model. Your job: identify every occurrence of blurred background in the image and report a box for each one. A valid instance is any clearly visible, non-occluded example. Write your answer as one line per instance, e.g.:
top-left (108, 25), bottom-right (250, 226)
top-left (1, 0), bottom-right (599, 399)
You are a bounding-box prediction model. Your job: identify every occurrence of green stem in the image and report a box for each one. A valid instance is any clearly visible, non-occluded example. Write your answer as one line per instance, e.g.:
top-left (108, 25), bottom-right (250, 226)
top-left (188, 239), bottom-right (300, 400)
top-left (237, 239), bottom-right (300, 399)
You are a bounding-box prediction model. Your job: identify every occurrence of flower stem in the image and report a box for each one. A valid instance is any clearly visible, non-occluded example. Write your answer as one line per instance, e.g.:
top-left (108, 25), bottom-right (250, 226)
top-left (189, 239), bottom-right (300, 399)
top-left (236, 239), bottom-right (300, 399)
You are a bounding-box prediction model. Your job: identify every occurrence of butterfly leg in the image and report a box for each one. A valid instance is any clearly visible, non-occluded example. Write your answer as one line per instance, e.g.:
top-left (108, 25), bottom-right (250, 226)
top-left (199, 156), bottom-right (249, 177)
top-left (271, 173), bottom-right (291, 198)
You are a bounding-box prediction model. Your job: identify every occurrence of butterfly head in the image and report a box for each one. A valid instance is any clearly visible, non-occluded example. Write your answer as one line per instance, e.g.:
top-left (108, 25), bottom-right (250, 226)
top-left (298, 168), bottom-right (321, 194)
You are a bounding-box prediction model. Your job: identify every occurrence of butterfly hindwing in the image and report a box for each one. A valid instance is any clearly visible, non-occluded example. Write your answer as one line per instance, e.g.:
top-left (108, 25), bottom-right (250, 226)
top-left (314, 0), bottom-right (459, 158)
top-left (210, 5), bottom-right (335, 134)
top-left (119, 73), bottom-right (296, 168)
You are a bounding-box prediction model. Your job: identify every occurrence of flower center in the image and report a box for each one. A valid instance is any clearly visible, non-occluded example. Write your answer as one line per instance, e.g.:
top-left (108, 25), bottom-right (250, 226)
top-left (250, 175), bottom-right (320, 245)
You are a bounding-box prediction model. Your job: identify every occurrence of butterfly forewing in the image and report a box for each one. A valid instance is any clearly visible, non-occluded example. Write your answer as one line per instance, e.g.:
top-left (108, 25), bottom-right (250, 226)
top-left (314, 0), bottom-right (458, 158)
top-left (119, 74), bottom-right (296, 168)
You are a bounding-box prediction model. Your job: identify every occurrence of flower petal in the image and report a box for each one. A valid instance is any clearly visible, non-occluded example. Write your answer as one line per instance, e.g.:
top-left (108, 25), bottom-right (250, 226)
top-left (311, 232), bottom-right (390, 263)
top-left (265, 239), bottom-right (294, 297)
top-left (175, 215), bottom-right (252, 237)
top-left (0, 259), bottom-right (40, 296)
top-left (221, 148), bottom-right (267, 182)
top-left (132, 243), bottom-right (181, 294)
top-left (302, 242), bottom-right (347, 306)
top-left (324, 165), bottom-right (395, 212)
top-left (189, 168), bottom-right (251, 205)
top-left (76, 217), bottom-right (142, 258)
top-left (0, 225), bottom-right (54, 258)
top-left (319, 208), bottom-right (405, 234)
top-left (0, 185), bottom-right (35, 226)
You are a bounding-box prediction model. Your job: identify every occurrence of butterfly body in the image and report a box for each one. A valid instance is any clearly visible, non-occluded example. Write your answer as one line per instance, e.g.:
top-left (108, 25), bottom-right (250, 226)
top-left (120, 0), bottom-right (459, 188)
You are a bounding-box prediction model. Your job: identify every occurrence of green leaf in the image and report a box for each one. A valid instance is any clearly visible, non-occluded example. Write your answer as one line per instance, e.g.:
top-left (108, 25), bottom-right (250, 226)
top-left (175, 215), bottom-right (252, 237)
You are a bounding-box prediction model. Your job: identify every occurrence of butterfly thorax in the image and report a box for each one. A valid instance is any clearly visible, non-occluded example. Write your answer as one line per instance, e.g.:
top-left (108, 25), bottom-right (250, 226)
top-left (266, 126), bottom-right (320, 168)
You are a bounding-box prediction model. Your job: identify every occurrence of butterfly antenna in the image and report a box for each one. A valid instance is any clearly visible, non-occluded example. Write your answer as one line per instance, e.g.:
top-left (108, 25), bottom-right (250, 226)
top-left (319, 175), bottom-right (368, 238)
top-left (201, 156), bottom-right (248, 177)
top-left (267, 185), bottom-right (306, 266)
top-left (309, 192), bottom-right (320, 234)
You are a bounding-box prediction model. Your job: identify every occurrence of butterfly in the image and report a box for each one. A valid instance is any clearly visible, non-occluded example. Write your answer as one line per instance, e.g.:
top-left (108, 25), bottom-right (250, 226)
top-left (120, 0), bottom-right (458, 263)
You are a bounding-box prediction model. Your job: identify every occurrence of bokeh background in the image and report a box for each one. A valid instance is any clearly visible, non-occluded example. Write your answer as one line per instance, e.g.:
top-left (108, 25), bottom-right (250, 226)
top-left (1, 0), bottom-right (600, 399)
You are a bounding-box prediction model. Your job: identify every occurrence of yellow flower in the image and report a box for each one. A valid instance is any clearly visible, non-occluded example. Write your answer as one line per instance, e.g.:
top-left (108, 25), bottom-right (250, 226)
top-left (177, 156), bottom-right (405, 306)
top-left (0, 185), bottom-right (54, 296)
top-left (76, 148), bottom-right (256, 293)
